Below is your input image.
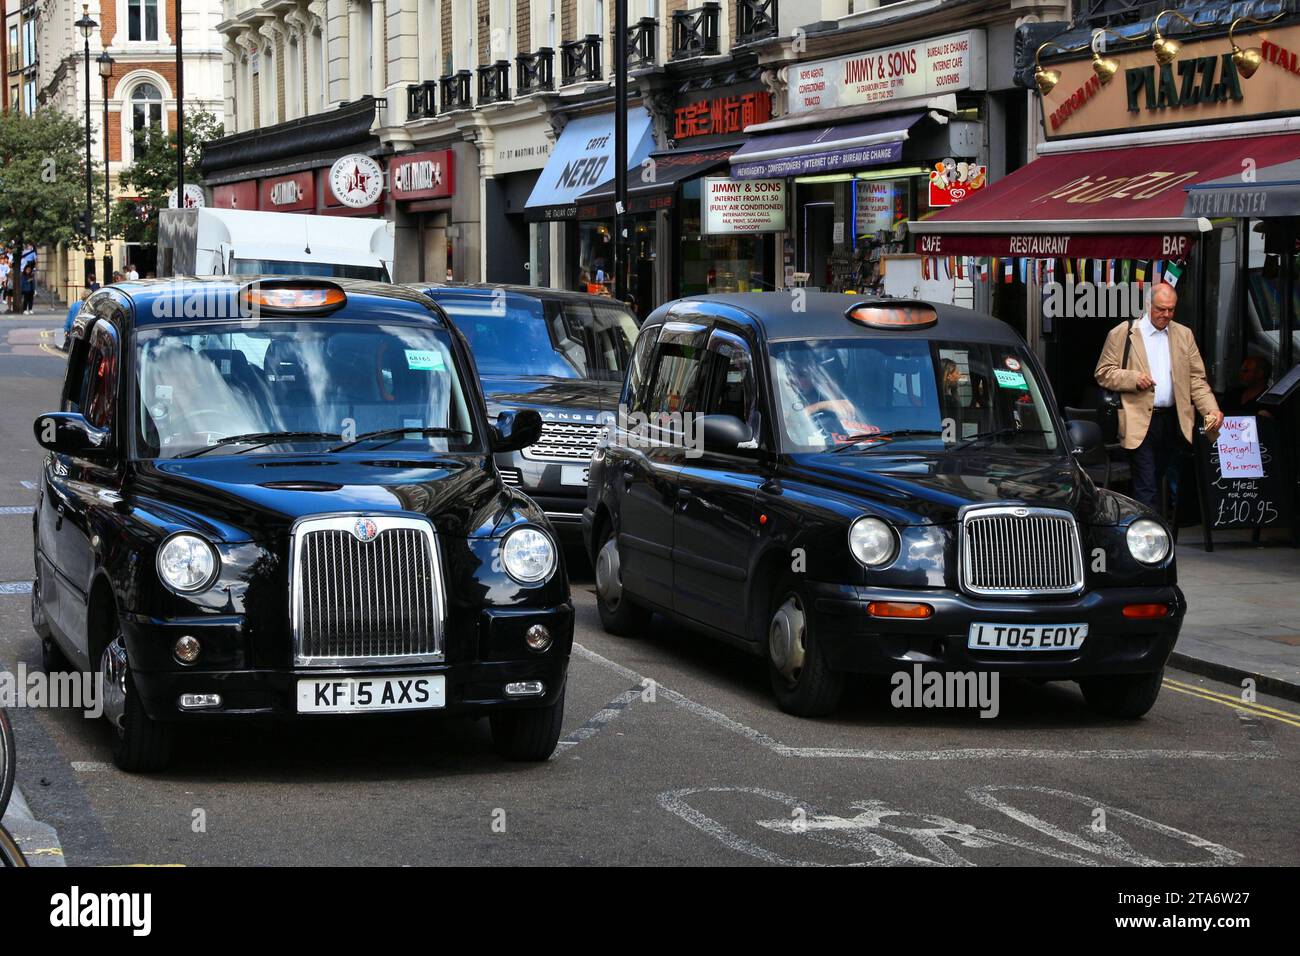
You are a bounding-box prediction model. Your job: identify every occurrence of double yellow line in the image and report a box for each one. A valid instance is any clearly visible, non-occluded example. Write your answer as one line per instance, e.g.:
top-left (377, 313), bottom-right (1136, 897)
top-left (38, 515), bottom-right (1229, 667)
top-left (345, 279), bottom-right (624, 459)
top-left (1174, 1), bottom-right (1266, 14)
top-left (1163, 676), bottom-right (1300, 728)
top-left (37, 328), bottom-right (65, 359)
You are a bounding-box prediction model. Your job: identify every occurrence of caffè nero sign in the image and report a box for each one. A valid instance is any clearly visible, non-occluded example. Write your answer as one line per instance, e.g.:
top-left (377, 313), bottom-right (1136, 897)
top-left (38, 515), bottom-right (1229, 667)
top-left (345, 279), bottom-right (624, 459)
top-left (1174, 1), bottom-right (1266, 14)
top-left (1039, 21), bottom-right (1300, 138)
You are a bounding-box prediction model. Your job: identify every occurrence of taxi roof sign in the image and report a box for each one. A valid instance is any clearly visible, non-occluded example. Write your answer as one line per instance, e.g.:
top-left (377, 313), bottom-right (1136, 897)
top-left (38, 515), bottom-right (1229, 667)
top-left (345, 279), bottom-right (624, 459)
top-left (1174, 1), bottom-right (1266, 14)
top-left (243, 280), bottom-right (347, 315)
top-left (846, 302), bottom-right (938, 330)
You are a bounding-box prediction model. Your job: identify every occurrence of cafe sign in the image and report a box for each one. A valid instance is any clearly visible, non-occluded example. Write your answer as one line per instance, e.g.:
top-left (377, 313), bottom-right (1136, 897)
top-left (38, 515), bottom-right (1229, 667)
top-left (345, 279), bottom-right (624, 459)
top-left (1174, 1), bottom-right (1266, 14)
top-left (1039, 22), bottom-right (1300, 139)
top-left (788, 31), bottom-right (986, 115)
top-left (702, 178), bottom-right (786, 235)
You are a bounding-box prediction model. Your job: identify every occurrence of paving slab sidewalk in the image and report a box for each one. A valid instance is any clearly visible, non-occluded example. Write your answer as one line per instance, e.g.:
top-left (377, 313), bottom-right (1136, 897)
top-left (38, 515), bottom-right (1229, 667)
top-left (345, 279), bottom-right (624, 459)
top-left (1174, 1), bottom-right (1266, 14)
top-left (1172, 529), bottom-right (1300, 701)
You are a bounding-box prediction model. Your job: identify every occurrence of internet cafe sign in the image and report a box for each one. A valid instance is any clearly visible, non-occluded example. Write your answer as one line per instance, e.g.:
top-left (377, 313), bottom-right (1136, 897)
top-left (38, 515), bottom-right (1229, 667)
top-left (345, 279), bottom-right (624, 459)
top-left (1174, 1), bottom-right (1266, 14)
top-left (1039, 21), bottom-right (1300, 139)
top-left (702, 178), bottom-right (786, 235)
top-left (788, 31), bottom-right (986, 115)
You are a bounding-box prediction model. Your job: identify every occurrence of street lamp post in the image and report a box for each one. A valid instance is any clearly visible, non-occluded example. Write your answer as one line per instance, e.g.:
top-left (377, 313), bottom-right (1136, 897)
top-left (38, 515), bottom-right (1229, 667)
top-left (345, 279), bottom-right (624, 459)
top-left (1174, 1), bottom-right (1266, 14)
top-left (75, 4), bottom-right (97, 286)
top-left (98, 50), bottom-right (114, 282)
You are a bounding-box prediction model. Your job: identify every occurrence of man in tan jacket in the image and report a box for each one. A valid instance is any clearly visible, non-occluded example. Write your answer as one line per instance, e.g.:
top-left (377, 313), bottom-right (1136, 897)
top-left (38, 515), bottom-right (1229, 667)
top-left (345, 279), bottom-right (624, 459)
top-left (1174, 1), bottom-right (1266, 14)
top-left (1095, 283), bottom-right (1223, 511)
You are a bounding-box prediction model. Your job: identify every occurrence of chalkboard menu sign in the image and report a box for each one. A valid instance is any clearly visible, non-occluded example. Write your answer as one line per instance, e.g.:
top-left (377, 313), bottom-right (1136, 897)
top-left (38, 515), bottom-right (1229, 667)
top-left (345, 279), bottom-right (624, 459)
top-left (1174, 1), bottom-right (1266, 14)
top-left (1194, 415), bottom-right (1295, 550)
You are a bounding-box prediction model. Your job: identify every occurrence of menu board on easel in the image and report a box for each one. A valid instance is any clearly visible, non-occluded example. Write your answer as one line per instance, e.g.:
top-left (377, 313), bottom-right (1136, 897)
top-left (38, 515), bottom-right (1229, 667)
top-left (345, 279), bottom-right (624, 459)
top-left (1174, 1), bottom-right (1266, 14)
top-left (1194, 415), bottom-right (1294, 551)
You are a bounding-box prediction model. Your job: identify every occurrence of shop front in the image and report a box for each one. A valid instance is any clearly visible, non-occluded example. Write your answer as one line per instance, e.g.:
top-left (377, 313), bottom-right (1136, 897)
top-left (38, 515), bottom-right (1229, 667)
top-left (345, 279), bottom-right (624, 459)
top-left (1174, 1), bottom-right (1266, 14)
top-left (523, 107), bottom-right (656, 306)
top-left (388, 146), bottom-right (460, 284)
top-left (734, 30), bottom-right (989, 294)
top-left (485, 110), bottom-right (554, 287)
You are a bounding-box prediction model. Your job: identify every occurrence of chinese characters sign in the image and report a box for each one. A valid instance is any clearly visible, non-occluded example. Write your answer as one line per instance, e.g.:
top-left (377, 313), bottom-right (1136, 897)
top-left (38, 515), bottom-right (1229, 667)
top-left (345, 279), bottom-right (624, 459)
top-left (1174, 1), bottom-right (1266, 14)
top-left (674, 90), bottom-right (773, 141)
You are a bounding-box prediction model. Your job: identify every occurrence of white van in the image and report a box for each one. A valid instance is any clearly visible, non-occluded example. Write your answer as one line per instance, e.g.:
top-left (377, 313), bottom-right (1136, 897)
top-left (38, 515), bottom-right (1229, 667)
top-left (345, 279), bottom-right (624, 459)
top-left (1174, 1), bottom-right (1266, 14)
top-left (157, 208), bottom-right (395, 281)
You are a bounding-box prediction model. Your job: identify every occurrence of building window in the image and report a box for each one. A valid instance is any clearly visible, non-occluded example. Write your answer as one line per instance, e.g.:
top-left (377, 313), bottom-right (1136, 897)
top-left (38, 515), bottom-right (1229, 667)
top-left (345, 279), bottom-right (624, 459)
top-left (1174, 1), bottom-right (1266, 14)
top-left (128, 0), bottom-right (160, 42)
top-left (130, 82), bottom-right (164, 159)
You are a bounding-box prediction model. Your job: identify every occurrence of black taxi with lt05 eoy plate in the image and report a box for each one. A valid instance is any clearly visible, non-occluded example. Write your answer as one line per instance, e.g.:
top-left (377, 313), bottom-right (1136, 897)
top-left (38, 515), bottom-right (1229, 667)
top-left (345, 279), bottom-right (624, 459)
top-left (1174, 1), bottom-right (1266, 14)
top-left (32, 277), bottom-right (573, 771)
top-left (583, 293), bottom-right (1184, 718)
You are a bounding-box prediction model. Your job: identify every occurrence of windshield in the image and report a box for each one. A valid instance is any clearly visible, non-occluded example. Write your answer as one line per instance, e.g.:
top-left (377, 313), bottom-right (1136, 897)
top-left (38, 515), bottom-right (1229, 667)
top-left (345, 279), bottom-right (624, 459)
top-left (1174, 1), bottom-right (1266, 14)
top-left (769, 337), bottom-right (1060, 454)
top-left (231, 258), bottom-right (389, 282)
top-left (434, 292), bottom-right (638, 381)
top-left (134, 320), bottom-right (480, 458)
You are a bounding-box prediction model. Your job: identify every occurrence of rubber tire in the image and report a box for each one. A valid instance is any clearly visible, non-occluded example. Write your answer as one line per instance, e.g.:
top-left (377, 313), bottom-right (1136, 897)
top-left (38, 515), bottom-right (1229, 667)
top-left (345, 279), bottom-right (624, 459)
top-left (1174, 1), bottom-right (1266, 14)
top-left (1080, 669), bottom-right (1164, 719)
top-left (110, 668), bottom-right (175, 773)
top-left (767, 580), bottom-right (845, 718)
top-left (594, 527), bottom-right (652, 637)
top-left (0, 710), bottom-right (14, 825)
top-left (30, 577), bottom-right (51, 642)
top-left (490, 687), bottom-right (566, 761)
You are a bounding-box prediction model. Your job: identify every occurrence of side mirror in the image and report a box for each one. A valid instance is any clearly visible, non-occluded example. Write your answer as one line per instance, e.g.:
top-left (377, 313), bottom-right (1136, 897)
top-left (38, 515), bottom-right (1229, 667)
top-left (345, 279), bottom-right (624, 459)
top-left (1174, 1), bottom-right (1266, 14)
top-left (33, 412), bottom-right (112, 458)
top-left (1066, 419), bottom-right (1103, 457)
top-left (699, 414), bottom-right (756, 455)
top-left (492, 408), bottom-right (543, 453)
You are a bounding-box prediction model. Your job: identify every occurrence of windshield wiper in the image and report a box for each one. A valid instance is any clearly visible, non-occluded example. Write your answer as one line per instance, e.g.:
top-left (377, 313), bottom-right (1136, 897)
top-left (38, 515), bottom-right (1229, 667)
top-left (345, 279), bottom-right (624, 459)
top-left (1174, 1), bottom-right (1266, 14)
top-left (177, 431), bottom-right (341, 458)
top-left (953, 427), bottom-right (1048, 451)
top-left (327, 426), bottom-right (473, 453)
top-left (830, 429), bottom-right (944, 452)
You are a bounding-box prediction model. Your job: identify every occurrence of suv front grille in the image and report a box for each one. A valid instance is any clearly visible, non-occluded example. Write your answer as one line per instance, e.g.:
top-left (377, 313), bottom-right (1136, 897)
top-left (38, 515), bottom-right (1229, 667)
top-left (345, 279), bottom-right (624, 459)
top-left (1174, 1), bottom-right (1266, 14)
top-left (290, 514), bottom-right (445, 666)
top-left (520, 420), bottom-right (604, 461)
top-left (959, 506), bottom-right (1085, 597)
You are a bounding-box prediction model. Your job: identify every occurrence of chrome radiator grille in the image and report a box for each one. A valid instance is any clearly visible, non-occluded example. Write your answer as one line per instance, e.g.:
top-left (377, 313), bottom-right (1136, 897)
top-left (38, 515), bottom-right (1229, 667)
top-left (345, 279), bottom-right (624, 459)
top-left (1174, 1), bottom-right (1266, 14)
top-left (290, 515), bottom-right (445, 666)
top-left (959, 507), bottom-right (1084, 597)
top-left (520, 420), bottom-right (604, 461)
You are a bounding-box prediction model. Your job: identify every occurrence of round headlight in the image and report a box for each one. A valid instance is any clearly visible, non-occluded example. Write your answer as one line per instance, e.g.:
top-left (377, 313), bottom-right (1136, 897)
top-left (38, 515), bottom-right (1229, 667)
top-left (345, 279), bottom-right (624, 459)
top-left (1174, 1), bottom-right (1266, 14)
top-left (157, 533), bottom-right (219, 593)
top-left (849, 516), bottom-right (897, 568)
top-left (1126, 518), bottom-right (1170, 565)
top-left (501, 526), bottom-right (557, 584)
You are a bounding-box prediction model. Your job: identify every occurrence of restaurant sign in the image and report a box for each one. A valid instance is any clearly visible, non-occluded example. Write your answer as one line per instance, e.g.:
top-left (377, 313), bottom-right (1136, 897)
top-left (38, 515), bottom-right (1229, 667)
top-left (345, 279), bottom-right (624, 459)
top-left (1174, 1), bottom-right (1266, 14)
top-left (788, 31), bottom-right (985, 115)
top-left (674, 87), bottom-right (773, 141)
top-left (915, 232), bottom-right (1194, 260)
top-left (1040, 22), bottom-right (1300, 139)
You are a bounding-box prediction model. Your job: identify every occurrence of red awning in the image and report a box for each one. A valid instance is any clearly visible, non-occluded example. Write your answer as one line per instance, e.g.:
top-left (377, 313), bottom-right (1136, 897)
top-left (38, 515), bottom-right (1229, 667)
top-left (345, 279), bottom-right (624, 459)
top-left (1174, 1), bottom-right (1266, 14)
top-left (909, 133), bottom-right (1300, 259)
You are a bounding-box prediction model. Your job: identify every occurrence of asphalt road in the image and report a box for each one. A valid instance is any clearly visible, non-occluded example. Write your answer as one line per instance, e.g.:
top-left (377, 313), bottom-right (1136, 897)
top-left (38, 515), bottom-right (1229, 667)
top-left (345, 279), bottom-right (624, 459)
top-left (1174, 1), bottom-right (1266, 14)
top-left (1, 316), bottom-right (1297, 867)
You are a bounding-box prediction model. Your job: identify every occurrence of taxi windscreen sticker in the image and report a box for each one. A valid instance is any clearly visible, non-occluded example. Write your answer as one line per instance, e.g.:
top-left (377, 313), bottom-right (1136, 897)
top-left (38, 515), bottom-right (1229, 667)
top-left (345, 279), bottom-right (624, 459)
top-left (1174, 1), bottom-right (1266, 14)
top-left (404, 348), bottom-right (446, 371)
top-left (994, 369), bottom-right (1028, 390)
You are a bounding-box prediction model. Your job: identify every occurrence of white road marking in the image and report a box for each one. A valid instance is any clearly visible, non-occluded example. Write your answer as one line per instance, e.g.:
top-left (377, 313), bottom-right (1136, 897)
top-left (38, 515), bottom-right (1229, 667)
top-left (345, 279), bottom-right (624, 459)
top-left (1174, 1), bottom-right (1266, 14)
top-left (554, 687), bottom-right (640, 755)
top-left (572, 642), bottom-right (1273, 762)
top-left (0, 505), bottom-right (33, 514)
top-left (70, 761), bottom-right (113, 772)
top-left (0, 581), bottom-right (32, 594)
top-left (19, 481), bottom-right (36, 490)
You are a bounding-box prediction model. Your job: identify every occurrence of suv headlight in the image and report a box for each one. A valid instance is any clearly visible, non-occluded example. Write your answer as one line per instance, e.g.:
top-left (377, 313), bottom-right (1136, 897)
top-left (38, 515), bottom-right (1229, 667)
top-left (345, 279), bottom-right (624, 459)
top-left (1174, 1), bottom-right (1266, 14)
top-left (849, 516), bottom-right (897, 568)
top-left (1126, 518), bottom-right (1170, 564)
top-left (157, 532), bottom-right (220, 593)
top-left (501, 526), bottom-right (557, 584)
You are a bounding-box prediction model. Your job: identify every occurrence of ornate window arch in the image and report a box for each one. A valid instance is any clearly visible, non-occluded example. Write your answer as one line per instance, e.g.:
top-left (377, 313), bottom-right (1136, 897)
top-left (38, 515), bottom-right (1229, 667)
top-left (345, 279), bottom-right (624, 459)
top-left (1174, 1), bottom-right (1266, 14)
top-left (117, 72), bottom-right (171, 163)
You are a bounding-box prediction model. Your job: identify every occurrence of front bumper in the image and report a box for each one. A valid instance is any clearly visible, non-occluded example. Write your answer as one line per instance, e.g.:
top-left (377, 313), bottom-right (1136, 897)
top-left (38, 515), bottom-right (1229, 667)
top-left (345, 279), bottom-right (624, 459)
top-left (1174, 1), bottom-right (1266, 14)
top-left (807, 582), bottom-right (1185, 678)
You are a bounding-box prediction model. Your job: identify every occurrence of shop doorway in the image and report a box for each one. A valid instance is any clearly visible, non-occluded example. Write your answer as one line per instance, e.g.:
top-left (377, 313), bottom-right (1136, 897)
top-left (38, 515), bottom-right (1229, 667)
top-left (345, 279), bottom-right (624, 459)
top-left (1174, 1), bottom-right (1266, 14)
top-left (802, 202), bottom-right (834, 289)
top-left (122, 243), bottom-right (157, 278)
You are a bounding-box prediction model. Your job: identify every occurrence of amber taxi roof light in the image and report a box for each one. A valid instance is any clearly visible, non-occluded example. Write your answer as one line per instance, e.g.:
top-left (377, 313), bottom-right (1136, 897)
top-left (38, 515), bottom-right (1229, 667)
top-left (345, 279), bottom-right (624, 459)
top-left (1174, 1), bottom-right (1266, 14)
top-left (243, 281), bottom-right (347, 315)
top-left (847, 302), bottom-right (938, 330)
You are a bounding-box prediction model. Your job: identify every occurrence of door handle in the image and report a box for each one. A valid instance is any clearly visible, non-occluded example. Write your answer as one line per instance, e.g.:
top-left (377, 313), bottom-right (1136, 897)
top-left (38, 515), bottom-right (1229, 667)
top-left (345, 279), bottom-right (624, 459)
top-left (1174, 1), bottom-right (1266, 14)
top-left (676, 488), bottom-right (692, 509)
top-left (621, 465), bottom-right (634, 490)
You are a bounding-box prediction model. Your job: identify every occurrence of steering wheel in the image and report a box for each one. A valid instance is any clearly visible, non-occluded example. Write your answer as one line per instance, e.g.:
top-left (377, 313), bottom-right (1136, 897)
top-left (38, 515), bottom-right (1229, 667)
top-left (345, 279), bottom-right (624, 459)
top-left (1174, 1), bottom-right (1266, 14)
top-left (180, 408), bottom-right (235, 444)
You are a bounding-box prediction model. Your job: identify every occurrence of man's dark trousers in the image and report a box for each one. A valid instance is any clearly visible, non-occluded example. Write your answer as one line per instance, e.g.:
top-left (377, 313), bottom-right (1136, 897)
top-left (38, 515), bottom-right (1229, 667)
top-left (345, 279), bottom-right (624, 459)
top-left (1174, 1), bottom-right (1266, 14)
top-left (1130, 406), bottom-right (1184, 511)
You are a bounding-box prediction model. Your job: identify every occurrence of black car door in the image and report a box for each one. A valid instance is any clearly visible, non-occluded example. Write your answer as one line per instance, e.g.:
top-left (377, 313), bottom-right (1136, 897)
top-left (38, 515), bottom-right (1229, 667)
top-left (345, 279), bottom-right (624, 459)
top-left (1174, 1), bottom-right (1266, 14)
top-left (49, 316), bottom-right (123, 650)
top-left (612, 322), bottom-right (708, 613)
top-left (673, 327), bottom-right (765, 637)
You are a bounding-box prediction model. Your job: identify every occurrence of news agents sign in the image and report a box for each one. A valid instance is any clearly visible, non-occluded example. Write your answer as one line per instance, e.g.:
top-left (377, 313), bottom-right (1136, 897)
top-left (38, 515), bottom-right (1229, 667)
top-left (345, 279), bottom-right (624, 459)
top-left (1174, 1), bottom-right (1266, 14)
top-left (788, 31), bottom-right (985, 115)
top-left (702, 178), bottom-right (786, 235)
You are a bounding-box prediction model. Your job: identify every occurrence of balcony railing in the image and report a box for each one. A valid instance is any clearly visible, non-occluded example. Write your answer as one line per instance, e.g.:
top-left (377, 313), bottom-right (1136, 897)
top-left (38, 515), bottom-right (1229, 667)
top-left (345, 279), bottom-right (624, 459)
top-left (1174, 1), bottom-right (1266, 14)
top-left (477, 60), bottom-right (510, 105)
top-left (439, 70), bottom-right (473, 112)
top-left (736, 0), bottom-right (778, 45)
top-left (672, 2), bottom-right (720, 59)
top-left (406, 80), bottom-right (438, 120)
top-left (560, 34), bottom-right (602, 85)
top-left (625, 16), bottom-right (658, 70)
top-left (516, 48), bottom-right (555, 94)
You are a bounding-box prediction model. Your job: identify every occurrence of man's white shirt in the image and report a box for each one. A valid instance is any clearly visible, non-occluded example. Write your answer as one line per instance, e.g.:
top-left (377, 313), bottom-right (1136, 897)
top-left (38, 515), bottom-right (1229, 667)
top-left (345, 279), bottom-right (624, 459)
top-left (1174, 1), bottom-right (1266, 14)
top-left (1139, 314), bottom-right (1173, 407)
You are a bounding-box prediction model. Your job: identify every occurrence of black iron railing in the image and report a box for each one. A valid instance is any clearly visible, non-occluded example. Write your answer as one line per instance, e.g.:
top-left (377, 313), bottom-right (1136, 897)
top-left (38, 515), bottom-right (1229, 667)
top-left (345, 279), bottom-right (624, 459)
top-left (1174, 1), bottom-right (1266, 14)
top-left (672, 2), bottom-right (720, 59)
top-left (626, 16), bottom-right (658, 70)
top-left (560, 34), bottom-right (602, 85)
top-left (736, 0), bottom-right (778, 45)
top-left (477, 60), bottom-right (510, 104)
top-left (516, 48), bottom-right (555, 94)
top-left (439, 70), bottom-right (473, 112)
top-left (406, 79), bottom-right (438, 120)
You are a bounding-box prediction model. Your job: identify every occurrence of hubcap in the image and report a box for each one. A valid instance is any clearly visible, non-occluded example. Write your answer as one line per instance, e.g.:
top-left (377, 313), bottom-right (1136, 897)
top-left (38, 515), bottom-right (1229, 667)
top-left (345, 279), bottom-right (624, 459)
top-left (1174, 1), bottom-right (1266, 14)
top-left (769, 595), bottom-right (807, 684)
top-left (595, 536), bottom-right (623, 611)
top-left (99, 636), bottom-right (128, 732)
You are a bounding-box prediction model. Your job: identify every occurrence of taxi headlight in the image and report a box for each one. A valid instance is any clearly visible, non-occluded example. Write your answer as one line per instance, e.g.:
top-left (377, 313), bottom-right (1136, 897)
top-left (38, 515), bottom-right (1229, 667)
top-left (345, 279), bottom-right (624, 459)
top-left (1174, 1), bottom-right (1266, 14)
top-left (157, 533), bottom-right (219, 593)
top-left (1126, 519), bottom-right (1170, 565)
top-left (501, 526), bottom-right (557, 584)
top-left (849, 516), bottom-right (897, 568)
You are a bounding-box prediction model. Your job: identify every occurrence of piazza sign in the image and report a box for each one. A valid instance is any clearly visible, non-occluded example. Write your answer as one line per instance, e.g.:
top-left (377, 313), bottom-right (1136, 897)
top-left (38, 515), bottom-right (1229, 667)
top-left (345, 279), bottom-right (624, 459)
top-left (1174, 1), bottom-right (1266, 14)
top-left (702, 178), bottom-right (786, 235)
top-left (789, 31), bottom-right (986, 114)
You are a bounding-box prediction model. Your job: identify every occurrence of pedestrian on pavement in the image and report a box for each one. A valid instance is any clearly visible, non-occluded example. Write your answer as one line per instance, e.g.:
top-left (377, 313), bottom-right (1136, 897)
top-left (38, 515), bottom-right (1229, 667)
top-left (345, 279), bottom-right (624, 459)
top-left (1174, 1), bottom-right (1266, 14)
top-left (19, 263), bottom-right (35, 314)
top-left (126, 263), bottom-right (139, 281)
top-left (1095, 282), bottom-right (1224, 512)
top-left (0, 254), bottom-right (9, 312)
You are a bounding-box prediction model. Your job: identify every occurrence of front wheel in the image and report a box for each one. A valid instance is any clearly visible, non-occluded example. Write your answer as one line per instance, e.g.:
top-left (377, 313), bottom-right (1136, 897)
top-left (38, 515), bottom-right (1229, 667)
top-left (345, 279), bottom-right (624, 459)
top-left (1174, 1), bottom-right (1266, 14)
top-left (767, 581), bottom-right (844, 717)
top-left (594, 528), bottom-right (651, 636)
top-left (1079, 669), bottom-right (1164, 719)
top-left (102, 633), bottom-right (174, 773)
top-left (490, 687), bottom-right (566, 761)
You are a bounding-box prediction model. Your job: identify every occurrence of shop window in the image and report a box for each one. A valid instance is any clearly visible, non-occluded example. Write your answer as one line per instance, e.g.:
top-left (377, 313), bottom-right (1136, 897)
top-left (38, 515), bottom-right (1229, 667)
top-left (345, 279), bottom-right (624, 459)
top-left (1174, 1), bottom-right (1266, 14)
top-left (679, 178), bottom-right (771, 295)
